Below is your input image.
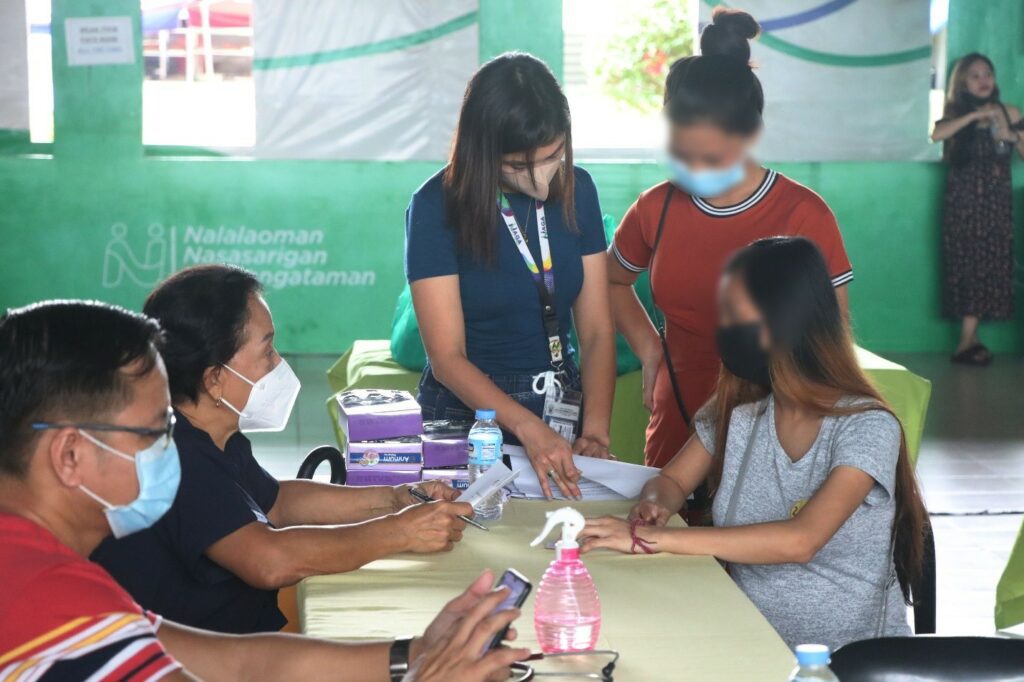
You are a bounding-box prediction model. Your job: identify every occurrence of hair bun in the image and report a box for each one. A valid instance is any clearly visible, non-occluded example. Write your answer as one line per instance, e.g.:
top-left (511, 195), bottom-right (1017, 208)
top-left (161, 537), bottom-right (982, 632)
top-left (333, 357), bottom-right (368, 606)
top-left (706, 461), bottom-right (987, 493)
top-left (700, 7), bottom-right (760, 65)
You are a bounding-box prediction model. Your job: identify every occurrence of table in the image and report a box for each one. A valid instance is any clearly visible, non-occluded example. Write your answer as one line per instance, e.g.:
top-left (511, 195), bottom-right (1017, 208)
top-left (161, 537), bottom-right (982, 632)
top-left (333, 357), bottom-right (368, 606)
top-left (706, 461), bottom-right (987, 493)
top-left (325, 340), bottom-right (931, 466)
top-left (298, 499), bottom-right (795, 681)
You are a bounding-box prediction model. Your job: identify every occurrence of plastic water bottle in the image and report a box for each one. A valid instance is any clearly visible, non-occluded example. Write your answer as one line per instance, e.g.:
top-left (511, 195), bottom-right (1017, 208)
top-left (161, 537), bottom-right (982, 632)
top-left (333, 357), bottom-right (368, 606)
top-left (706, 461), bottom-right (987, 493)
top-left (788, 644), bottom-right (839, 682)
top-left (467, 409), bottom-right (503, 520)
top-left (530, 507), bottom-right (601, 653)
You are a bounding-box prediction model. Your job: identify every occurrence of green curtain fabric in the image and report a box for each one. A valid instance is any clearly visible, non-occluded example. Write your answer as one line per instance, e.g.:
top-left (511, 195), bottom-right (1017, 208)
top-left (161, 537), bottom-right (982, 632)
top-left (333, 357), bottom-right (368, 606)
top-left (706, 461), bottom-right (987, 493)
top-left (996, 519), bottom-right (1024, 630)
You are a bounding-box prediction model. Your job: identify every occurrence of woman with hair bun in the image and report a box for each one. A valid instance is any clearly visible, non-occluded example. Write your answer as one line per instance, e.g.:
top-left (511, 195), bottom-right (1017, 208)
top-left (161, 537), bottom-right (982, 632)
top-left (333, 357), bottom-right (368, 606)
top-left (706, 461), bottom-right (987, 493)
top-left (608, 8), bottom-right (854, 478)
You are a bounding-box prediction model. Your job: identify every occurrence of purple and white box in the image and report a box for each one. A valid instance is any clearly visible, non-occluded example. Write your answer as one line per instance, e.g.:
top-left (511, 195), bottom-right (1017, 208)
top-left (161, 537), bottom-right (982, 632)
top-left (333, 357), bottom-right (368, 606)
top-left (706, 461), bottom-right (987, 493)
top-left (347, 438), bottom-right (423, 471)
top-left (335, 389), bottom-right (423, 442)
top-left (421, 421), bottom-right (471, 468)
top-left (346, 468), bottom-right (422, 487)
top-left (422, 468), bottom-right (470, 491)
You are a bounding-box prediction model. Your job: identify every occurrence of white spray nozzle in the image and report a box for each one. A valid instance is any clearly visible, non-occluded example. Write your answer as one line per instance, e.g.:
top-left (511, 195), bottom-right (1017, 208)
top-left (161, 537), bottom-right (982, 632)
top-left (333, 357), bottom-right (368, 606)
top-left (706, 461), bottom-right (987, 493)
top-left (530, 507), bottom-right (586, 550)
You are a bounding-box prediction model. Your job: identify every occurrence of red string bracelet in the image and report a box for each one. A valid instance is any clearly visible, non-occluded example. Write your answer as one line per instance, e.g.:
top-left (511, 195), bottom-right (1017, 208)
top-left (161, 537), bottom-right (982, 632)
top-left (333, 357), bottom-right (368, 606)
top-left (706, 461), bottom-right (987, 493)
top-left (629, 518), bottom-right (657, 555)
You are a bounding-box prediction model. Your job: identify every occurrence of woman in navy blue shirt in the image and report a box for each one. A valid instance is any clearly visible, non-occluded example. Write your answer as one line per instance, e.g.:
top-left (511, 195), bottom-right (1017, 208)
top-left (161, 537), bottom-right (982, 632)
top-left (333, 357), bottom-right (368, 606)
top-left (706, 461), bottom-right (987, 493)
top-left (406, 53), bottom-right (616, 499)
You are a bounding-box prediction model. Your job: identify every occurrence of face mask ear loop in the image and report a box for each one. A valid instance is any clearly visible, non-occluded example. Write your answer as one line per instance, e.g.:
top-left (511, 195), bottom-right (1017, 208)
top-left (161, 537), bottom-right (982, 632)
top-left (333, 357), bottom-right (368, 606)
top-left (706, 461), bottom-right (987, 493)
top-left (77, 429), bottom-right (134, 463)
top-left (221, 363), bottom-right (256, 386)
top-left (78, 484), bottom-right (116, 511)
top-left (219, 396), bottom-right (246, 419)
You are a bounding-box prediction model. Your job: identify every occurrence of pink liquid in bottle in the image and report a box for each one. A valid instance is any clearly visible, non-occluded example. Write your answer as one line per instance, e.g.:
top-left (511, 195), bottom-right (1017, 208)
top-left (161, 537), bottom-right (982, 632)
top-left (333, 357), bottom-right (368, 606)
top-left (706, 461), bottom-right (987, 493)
top-left (533, 546), bottom-right (601, 653)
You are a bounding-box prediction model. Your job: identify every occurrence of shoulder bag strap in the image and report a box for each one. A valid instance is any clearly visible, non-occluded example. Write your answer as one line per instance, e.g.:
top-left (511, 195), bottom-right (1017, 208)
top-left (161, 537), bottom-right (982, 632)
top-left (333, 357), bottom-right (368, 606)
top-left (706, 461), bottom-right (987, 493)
top-left (648, 186), bottom-right (690, 425)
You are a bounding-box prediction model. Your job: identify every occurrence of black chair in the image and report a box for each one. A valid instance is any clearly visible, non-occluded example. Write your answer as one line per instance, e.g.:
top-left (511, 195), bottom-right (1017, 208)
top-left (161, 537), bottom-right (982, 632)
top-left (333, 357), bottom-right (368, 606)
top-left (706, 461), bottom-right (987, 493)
top-left (296, 445), bottom-right (346, 484)
top-left (914, 518), bottom-right (937, 634)
top-left (831, 637), bottom-right (1024, 681)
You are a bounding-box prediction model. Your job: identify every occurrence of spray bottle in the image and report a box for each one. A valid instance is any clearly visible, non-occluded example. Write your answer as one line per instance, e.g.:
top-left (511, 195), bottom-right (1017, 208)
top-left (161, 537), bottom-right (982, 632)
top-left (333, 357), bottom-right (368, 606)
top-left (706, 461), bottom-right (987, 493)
top-left (529, 507), bottom-right (601, 653)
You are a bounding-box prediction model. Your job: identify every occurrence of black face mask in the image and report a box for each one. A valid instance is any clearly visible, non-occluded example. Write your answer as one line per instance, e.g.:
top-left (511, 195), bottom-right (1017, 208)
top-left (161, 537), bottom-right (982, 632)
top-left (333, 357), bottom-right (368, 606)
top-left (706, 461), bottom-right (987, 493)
top-left (963, 92), bottom-right (994, 108)
top-left (717, 322), bottom-right (772, 389)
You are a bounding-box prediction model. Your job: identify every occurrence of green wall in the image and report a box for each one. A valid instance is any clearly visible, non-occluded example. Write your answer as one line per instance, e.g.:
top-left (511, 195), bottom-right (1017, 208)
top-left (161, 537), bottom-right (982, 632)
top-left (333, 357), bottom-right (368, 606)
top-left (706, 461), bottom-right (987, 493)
top-left (1, 0), bottom-right (1021, 355)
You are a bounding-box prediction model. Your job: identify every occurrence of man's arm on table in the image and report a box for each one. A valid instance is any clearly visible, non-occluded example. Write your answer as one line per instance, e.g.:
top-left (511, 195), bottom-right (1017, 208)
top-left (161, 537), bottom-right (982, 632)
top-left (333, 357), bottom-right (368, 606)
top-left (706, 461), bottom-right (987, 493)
top-left (158, 620), bottom-right (392, 682)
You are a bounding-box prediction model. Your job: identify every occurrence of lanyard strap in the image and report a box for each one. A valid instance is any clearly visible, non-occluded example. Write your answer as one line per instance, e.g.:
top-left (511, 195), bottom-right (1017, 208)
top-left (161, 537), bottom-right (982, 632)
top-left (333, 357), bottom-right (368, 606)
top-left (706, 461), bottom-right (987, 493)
top-left (499, 194), bottom-right (563, 365)
top-left (722, 400), bottom-right (766, 528)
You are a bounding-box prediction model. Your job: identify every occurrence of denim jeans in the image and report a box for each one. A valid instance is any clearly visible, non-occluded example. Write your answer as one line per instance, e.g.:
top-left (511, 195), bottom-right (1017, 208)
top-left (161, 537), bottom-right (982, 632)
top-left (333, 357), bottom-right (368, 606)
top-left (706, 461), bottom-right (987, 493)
top-left (416, 361), bottom-right (583, 446)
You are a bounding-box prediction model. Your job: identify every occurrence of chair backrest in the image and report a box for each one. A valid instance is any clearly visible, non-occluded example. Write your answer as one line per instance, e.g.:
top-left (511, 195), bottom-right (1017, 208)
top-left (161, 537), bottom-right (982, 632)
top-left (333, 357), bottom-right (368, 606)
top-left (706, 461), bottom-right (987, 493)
top-left (296, 445), bottom-right (346, 484)
top-left (831, 636), bottom-right (1024, 682)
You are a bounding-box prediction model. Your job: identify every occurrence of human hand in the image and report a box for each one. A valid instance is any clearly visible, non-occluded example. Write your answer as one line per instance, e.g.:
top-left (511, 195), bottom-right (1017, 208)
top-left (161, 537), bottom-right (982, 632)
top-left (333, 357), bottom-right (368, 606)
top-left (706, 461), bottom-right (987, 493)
top-left (520, 419), bottom-right (582, 499)
top-left (581, 515), bottom-right (660, 554)
top-left (393, 480), bottom-right (459, 511)
top-left (628, 499), bottom-right (673, 527)
top-left (412, 574), bottom-right (530, 682)
top-left (572, 433), bottom-right (615, 460)
top-left (391, 500), bottom-right (471, 553)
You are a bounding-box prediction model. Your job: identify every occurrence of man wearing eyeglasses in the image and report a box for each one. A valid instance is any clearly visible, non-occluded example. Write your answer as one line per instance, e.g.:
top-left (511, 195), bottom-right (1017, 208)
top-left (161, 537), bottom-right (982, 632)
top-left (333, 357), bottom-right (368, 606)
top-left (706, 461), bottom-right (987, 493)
top-left (0, 300), bottom-right (527, 681)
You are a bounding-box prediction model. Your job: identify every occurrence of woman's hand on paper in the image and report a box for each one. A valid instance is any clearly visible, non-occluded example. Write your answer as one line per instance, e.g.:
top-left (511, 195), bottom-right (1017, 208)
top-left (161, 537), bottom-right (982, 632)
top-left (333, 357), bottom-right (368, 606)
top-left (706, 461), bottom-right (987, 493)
top-left (572, 433), bottom-right (615, 460)
top-left (520, 419), bottom-right (583, 499)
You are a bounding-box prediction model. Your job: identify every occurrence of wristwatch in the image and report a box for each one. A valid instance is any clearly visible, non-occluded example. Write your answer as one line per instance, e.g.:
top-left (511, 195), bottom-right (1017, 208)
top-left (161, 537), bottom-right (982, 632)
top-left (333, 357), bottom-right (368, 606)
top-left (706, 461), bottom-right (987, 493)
top-left (389, 637), bottom-right (414, 681)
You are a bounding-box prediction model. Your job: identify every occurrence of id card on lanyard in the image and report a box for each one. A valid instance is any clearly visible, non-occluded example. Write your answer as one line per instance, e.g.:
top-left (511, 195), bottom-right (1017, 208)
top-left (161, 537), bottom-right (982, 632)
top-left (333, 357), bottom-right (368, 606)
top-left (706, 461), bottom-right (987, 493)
top-left (498, 193), bottom-right (580, 441)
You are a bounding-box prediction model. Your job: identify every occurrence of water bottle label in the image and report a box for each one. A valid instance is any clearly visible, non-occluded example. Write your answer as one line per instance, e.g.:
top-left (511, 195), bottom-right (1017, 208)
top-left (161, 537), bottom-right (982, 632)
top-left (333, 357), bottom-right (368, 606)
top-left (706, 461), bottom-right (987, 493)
top-left (468, 437), bottom-right (500, 466)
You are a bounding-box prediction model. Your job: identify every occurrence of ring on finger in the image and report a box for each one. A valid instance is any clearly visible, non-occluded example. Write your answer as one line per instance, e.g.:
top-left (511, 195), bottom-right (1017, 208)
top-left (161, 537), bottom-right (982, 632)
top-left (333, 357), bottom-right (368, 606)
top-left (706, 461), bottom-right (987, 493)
top-left (547, 468), bottom-right (558, 479)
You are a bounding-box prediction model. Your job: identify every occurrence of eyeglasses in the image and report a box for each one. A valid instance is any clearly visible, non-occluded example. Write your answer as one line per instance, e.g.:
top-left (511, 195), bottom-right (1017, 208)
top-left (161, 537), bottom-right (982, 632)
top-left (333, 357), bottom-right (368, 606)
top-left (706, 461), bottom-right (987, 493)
top-left (32, 411), bottom-right (176, 449)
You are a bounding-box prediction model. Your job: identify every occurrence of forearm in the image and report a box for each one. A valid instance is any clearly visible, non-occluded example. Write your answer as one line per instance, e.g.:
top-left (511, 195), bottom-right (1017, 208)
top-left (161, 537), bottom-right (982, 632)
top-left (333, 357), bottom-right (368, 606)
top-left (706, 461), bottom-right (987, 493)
top-left (160, 620), bottom-right (394, 682)
top-left (431, 353), bottom-right (544, 440)
top-left (264, 517), bottom-right (407, 586)
top-left (647, 520), bottom-right (816, 564)
top-left (609, 283), bottom-right (660, 364)
top-left (577, 329), bottom-right (615, 438)
top-left (931, 113), bottom-right (977, 142)
top-left (271, 480), bottom-right (395, 527)
top-left (639, 474), bottom-right (689, 515)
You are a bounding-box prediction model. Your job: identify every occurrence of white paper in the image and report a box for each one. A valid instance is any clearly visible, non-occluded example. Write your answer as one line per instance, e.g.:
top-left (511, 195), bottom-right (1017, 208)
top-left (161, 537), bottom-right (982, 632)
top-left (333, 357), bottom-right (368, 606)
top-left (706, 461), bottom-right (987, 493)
top-left (65, 16), bottom-right (135, 67)
top-left (503, 446), bottom-right (661, 501)
top-left (456, 462), bottom-right (519, 509)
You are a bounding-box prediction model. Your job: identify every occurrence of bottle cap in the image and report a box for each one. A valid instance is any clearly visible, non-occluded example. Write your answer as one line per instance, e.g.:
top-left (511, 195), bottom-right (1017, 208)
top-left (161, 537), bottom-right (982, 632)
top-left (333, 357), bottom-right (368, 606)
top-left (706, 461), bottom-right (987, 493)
top-left (475, 409), bottom-right (496, 420)
top-left (794, 644), bottom-right (831, 666)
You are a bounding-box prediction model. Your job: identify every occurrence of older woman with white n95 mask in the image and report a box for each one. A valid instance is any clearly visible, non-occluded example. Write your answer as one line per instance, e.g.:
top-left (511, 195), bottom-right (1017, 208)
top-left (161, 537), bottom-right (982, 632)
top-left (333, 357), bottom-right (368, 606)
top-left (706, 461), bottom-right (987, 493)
top-left (92, 264), bottom-right (473, 635)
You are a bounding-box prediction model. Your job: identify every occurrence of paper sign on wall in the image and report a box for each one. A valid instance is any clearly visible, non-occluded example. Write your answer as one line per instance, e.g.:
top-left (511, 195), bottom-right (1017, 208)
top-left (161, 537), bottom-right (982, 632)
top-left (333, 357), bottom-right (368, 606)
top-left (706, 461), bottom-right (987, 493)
top-left (65, 16), bottom-right (135, 67)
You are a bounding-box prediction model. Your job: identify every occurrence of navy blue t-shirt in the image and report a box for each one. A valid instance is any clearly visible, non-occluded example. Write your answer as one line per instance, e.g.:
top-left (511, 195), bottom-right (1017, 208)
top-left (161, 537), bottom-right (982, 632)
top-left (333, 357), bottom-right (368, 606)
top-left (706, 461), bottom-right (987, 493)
top-left (405, 166), bottom-right (607, 375)
top-left (91, 411), bottom-right (285, 634)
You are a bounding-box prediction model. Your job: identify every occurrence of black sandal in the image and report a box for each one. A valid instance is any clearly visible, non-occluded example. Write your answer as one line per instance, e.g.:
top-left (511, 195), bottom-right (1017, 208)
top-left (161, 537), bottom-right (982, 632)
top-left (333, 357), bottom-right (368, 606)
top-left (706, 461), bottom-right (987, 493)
top-left (951, 343), bottom-right (993, 367)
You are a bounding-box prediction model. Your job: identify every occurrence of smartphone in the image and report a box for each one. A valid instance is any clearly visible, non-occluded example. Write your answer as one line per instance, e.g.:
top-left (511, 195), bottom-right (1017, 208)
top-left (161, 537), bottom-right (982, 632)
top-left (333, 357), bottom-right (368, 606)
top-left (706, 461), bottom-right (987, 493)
top-left (486, 568), bottom-right (532, 651)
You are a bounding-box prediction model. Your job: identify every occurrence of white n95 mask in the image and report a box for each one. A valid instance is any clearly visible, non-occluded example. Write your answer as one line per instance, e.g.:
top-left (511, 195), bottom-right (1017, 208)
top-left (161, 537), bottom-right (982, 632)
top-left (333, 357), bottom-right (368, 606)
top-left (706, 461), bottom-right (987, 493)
top-left (220, 360), bottom-right (301, 432)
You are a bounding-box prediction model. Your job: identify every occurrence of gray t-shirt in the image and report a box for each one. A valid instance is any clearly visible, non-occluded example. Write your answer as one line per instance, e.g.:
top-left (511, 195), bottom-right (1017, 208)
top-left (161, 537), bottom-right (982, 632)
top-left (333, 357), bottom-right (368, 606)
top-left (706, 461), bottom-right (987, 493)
top-left (696, 396), bottom-right (911, 650)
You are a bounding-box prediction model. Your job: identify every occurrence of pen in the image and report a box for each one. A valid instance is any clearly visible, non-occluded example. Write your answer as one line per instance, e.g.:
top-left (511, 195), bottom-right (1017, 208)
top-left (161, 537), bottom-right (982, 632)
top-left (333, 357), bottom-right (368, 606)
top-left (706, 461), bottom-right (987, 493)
top-left (409, 487), bottom-right (490, 531)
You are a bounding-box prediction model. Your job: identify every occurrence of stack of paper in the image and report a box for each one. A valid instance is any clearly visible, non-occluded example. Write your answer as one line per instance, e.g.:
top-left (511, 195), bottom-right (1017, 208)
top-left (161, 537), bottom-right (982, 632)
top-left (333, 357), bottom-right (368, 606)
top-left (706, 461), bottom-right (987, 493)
top-left (502, 445), bottom-right (661, 501)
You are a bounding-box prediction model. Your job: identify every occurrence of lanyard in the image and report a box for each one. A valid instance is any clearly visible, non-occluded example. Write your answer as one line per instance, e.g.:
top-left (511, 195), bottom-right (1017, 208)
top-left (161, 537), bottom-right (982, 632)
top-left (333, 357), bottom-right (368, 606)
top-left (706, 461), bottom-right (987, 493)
top-left (498, 194), bottom-right (563, 365)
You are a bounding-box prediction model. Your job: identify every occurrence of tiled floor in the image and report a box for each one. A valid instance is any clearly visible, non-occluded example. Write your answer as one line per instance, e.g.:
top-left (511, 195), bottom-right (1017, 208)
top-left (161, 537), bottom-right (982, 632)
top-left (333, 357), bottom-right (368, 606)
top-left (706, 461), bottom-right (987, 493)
top-left (251, 351), bottom-right (1024, 637)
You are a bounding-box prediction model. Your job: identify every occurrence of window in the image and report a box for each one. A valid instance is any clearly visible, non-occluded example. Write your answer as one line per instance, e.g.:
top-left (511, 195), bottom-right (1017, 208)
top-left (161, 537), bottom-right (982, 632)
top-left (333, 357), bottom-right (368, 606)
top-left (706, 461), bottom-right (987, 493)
top-left (141, 0), bottom-right (254, 148)
top-left (929, 0), bottom-right (949, 130)
top-left (563, 0), bottom-right (696, 157)
top-left (26, 0), bottom-right (53, 143)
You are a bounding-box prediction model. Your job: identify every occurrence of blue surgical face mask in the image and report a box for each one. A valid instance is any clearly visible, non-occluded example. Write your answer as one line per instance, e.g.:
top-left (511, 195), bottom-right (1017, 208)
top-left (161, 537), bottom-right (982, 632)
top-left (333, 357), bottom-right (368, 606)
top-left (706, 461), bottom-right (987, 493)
top-left (667, 157), bottom-right (746, 198)
top-left (78, 431), bottom-right (181, 539)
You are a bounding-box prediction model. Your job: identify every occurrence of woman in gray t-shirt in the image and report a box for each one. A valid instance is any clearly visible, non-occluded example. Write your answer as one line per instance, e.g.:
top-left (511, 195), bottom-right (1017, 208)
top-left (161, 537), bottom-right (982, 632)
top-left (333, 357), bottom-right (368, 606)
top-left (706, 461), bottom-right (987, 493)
top-left (584, 237), bottom-right (927, 651)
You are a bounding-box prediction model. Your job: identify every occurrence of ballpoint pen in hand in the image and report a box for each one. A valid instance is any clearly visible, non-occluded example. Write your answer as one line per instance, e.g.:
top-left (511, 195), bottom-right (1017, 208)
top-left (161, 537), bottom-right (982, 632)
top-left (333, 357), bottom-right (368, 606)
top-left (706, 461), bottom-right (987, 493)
top-left (408, 487), bottom-right (490, 531)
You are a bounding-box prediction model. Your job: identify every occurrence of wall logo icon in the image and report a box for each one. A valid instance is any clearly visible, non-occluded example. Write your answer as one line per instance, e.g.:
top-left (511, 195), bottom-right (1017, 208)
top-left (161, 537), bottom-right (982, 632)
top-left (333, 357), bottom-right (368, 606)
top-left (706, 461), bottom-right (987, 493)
top-left (102, 223), bottom-right (176, 289)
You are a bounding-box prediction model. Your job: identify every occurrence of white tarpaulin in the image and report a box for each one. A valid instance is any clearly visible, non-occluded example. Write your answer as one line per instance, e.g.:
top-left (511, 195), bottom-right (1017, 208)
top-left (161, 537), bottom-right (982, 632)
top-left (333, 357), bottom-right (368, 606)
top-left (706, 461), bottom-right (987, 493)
top-left (700, 0), bottom-right (935, 161)
top-left (0, 1), bottom-right (30, 132)
top-left (252, 0), bottom-right (478, 160)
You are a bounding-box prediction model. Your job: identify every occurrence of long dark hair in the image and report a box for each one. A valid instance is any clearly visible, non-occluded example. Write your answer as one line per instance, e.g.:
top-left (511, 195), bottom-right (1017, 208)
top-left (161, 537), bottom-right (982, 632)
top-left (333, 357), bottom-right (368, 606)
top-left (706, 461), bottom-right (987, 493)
top-left (704, 237), bottom-right (927, 604)
top-left (943, 53), bottom-right (1000, 165)
top-left (443, 52), bottom-right (575, 264)
top-left (664, 7), bottom-right (763, 135)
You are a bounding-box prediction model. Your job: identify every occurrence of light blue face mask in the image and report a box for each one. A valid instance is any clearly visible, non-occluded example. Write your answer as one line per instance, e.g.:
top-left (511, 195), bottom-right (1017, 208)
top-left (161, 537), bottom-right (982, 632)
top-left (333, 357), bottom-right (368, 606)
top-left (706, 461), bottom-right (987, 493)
top-left (78, 431), bottom-right (181, 539)
top-left (667, 157), bottom-right (746, 199)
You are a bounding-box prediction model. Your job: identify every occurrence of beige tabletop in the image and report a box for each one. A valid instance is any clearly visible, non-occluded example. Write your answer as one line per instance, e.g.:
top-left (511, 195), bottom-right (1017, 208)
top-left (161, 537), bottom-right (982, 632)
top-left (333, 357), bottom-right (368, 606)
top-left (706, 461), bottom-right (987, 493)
top-left (298, 499), bottom-right (794, 681)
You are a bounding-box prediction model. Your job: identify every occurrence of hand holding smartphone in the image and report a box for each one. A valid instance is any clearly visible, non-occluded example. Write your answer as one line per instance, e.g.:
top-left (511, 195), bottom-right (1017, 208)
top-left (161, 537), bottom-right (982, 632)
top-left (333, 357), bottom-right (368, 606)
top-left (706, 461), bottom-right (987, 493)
top-left (487, 569), bottom-right (532, 652)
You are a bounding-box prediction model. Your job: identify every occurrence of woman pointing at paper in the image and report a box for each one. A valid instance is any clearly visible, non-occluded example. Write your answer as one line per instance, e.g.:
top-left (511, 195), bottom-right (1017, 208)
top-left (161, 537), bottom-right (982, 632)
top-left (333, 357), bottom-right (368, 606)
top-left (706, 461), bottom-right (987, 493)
top-left (406, 52), bottom-right (617, 499)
